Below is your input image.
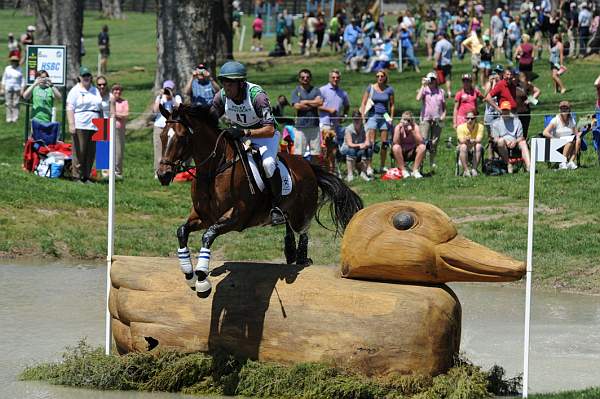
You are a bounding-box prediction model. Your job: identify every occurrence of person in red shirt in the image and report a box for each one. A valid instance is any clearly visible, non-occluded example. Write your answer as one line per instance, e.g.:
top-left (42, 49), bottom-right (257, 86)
top-left (252, 14), bottom-right (264, 52)
top-left (453, 73), bottom-right (484, 128)
top-left (484, 69), bottom-right (517, 113)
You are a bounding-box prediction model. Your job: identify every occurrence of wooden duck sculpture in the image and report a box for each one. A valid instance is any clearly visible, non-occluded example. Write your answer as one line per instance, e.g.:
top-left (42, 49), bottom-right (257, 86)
top-left (109, 201), bottom-right (525, 377)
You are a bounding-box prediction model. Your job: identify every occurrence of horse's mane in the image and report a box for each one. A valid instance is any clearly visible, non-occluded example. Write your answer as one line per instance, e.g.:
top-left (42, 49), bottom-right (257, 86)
top-left (178, 103), bottom-right (220, 130)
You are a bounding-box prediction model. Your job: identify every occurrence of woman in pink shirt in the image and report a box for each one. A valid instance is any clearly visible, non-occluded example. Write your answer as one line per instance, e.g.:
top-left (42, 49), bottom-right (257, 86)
top-left (252, 14), bottom-right (264, 52)
top-left (110, 83), bottom-right (129, 179)
top-left (453, 73), bottom-right (483, 127)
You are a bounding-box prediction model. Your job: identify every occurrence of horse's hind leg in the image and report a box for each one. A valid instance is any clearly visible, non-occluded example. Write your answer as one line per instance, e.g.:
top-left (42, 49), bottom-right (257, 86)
top-left (176, 216), bottom-right (205, 288)
top-left (295, 232), bottom-right (313, 267)
top-left (284, 222), bottom-right (297, 264)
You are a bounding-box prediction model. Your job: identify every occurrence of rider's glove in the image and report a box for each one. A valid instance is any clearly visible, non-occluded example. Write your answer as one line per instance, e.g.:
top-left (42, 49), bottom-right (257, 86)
top-left (225, 126), bottom-right (245, 140)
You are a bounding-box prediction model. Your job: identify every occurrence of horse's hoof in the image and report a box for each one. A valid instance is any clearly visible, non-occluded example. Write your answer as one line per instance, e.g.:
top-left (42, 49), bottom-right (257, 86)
top-left (195, 269), bottom-right (208, 282)
top-left (296, 258), bottom-right (313, 267)
top-left (197, 287), bottom-right (212, 298)
top-left (184, 272), bottom-right (197, 288)
top-left (195, 278), bottom-right (212, 295)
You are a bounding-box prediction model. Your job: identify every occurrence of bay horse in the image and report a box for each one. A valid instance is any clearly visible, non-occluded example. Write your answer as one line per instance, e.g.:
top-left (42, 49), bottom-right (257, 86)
top-left (156, 103), bottom-right (363, 295)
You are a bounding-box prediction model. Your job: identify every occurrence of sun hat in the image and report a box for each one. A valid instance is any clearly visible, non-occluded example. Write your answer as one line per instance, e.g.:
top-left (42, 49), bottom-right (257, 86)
top-left (79, 66), bottom-right (92, 76)
top-left (559, 100), bottom-right (571, 109)
top-left (462, 73), bottom-right (473, 81)
top-left (27, 25), bottom-right (36, 32)
top-left (426, 72), bottom-right (437, 80)
top-left (162, 80), bottom-right (175, 89)
top-left (466, 111), bottom-right (476, 119)
top-left (499, 101), bottom-right (512, 111)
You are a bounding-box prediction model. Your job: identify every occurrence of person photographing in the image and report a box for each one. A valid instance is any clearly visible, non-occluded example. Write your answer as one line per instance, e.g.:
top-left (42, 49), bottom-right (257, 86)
top-left (184, 63), bottom-right (220, 106)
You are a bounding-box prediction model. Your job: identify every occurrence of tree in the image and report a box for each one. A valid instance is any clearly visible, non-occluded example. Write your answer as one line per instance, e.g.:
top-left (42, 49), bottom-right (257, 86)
top-left (155, 0), bottom-right (232, 92)
top-left (32, 0), bottom-right (52, 44)
top-left (101, 0), bottom-right (123, 19)
top-left (51, 0), bottom-right (84, 86)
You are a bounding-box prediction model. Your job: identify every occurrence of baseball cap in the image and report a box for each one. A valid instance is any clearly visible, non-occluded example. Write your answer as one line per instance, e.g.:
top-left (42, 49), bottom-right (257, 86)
top-left (426, 72), bottom-right (437, 80)
top-left (493, 64), bottom-right (505, 73)
top-left (466, 111), bottom-right (476, 119)
top-left (79, 66), bottom-right (92, 76)
top-left (196, 63), bottom-right (207, 70)
top-left (559, 100), bottom-right (571, 109)
top-left (162, 80), bottom-right (175, 89)
top-left (27, 25), bottom-right (36, 32)
top-left (462, 73), bottom-right (472, 81)
top-left (9, 55), bottom-right (19, 62)
top-left (499, 101), bottom-right (512, 111)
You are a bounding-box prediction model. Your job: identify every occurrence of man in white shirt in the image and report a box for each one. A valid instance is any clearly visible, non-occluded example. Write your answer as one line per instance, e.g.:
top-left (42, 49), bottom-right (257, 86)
top-left (1, 55), bottom-right (24, 123)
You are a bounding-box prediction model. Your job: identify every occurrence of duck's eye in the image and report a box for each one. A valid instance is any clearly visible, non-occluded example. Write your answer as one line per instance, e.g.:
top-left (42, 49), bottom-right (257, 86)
top-left (393, 212), bottom-right (415, 230)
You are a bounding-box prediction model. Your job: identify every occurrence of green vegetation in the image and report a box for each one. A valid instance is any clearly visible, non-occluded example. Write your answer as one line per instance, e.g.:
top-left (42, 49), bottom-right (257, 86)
top-left (1, 10), bottom-right (599, 295)
top-left (529, 388), bottom-right (600, 398)
top-left (20, 339), bottom-right (516, 398)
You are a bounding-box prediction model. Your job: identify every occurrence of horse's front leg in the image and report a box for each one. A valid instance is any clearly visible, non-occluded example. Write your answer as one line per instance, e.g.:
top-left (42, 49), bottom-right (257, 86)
top-left (284, 222), bottom-right (297, 264)
top-left (195, 208), bottom-right (239, 295)
top-left (176, 213), bottom-right (206, 288)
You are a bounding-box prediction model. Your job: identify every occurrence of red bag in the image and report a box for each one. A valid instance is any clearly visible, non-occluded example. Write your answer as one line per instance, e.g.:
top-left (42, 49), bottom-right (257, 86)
top-left (436, 68), bottom-right (447, 84)
top-left (381, 167), bottom-right (403, 180)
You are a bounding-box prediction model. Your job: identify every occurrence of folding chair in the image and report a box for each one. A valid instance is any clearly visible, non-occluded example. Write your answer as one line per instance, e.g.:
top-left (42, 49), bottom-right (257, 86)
top-left (455, 144), bottom-right (484, 176)
top-left (544, 113), bottom-right (584, 166)
top-left (31, 119), bottom-right (60, 149)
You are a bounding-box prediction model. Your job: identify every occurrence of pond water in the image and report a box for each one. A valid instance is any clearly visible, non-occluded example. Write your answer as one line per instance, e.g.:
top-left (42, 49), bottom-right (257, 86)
top-left (1, 260), bottom-right (598, 398)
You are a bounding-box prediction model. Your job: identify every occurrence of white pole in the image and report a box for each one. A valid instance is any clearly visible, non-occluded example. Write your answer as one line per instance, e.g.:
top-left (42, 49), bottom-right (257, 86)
top-left (398, 42), bottom-right (403, 73)
top-left (105, 116), bottom-right (116, 356)
top-left (522, 139), bottom-right (537, 398)
top-left (239, 25), bottom-right (247, 53)
top-left (97, 53), bottom-right (101, 76)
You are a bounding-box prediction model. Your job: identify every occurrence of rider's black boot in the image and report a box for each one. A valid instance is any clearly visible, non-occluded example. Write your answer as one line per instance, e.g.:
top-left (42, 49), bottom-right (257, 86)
top-left (268, 168), bottom-right (286, 226)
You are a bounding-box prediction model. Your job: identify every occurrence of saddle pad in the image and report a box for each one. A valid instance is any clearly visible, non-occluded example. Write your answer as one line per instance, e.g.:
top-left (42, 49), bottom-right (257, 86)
top-left (247, 154), bottom-right (293, 196)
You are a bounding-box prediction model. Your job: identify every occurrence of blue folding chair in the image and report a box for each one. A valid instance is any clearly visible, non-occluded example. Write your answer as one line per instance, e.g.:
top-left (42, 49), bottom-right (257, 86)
top-left (31, 119), bottom-right (61, 150)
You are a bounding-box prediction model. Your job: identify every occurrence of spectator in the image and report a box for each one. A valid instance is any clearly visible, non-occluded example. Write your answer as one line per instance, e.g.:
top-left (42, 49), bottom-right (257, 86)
top-left (341, 110), bottom-right (372, 182)
top-left (452, 16), bottom-right (467, 60)
top-left (491, 100), bottom-right (530, 173)
top-left (479, 35), bottom-right (494, 87)
top-left (567, 2), bottom-right (579, 58)
top-left (424, 16), bottom-right (437, 60)
top-left (98, 25), bottom-right (110, 74)
top-left (362, 38), bottom-right (393, 73)
top-left (20, 25), bottom-right (34, 64)
top-left (549, 33), bottom-right (567, 94)
top-left (305, 12), bottom-right (318, 56)
top-left (96, 75), bottom-right (110, 117)
top-left (251, 14), bottom-right (264, 52)
top-left (433, 32), bottom-right (453, 98)
top-left (22, 69), bottom-right (62, 123)
top-left (318, 69), bottom-right (349, 174)
top-left (461, 29), bottom-right (483, 86)
top-left (66, 66), bottom-right (103, 183)
top-left (392, 111), bottom-right (426, 179)
top-left (7, 33), bottom-right (21, 59)
top-left (485, 68), bottom-right (517, 113)
top-left (490, 8), bottom-right (505, 59)
top-left (456, 111), bottom-right (484, 177)
top-left (515, 71), bottom-right (540, 139)
top-left (1, 55), bottom-right (24, 123)
top-left (543, 100), bottom-right (580, 170)
top-left (184, 63), bottom-right (220, 106)
top-left (346, 39), bottom-right (368, 71)
top-left (291, 68), bottom-right (323, 159)
top-left (483, 68), bottom-right (502, 158)
top-left (272, 95), bottom-right (290, 123)
top-left (110, 83), bottom-right (129, 179)
top-left (343, 18), bottom-right (360, 55)
top-left (283, 9), bottom-right (295, 55)
top-left (506, 15), bottom-right (522, 63)
top-left (595, 74), bottom-right (600, 111)
top-left (360, 70), bottom-right (394, 175)
top-left (400, 23), bottom-right (421, 72)
top-left (315, 12), bottom-right (326, 54)
top-left (453, 73), bottom-right (483, 128)
top-left (329, 11), bottom-right (342, 52)
top-left (514, 34), bottom-right (535, 79)
top-left (152, 80), bottom-right (182, 174)
top-left (579, 3), bottom-right (592, 57)
top-left (416, 71), bottom-right (446, 171)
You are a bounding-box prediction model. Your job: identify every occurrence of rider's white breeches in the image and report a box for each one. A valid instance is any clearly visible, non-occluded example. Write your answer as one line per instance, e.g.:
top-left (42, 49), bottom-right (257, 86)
top-left (252, 131), bottom-right (280, 178)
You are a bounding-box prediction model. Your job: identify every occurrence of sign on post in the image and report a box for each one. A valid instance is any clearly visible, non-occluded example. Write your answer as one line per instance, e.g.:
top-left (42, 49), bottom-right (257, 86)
top-left (26, 45), bottom-right (67, 86)
top-left (92, 118), bottom-right (111, 170)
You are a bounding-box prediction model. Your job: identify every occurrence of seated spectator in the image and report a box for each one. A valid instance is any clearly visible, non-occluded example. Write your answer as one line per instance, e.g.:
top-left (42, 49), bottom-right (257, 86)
top-left (491, 100), bottom-right (531, 173)
top-left (341, 110), bottom-right (372, 182)
top-left (362, 38), bottom-right (390, 73)
top-left (22, 69), bottom-right (62, 124)
top-left (346, 39), bottom-right (368, 71)
top-left (392, 111), bottom-right (426, 179)
top-left (543, 100), bottom-right (581, 170)
top-left (456, 111), bottom-right (484, 177)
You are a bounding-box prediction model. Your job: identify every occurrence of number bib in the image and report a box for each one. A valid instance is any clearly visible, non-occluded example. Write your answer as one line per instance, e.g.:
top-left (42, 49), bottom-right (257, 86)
top-left (223, 82), bottom-right (263, 128)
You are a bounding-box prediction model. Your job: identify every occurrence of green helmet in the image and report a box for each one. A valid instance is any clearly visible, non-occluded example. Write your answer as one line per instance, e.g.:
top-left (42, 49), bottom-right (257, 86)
top-left (218, 61), bottom-right (247, 80)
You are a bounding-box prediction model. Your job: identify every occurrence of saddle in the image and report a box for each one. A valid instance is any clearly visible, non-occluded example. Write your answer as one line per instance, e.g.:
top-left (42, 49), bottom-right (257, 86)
top-left (238, 140), bottom-right (293, 196)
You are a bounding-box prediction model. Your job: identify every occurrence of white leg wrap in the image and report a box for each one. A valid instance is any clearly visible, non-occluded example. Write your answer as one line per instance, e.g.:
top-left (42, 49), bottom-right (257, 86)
top-left (177, 247), bottom-right (196, 288)
top-left (195, 247), bottom-right (212, 293)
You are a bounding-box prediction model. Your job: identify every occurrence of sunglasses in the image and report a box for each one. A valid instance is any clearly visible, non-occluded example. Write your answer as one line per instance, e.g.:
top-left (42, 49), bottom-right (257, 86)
top-left (376, 74), bottom-right (386, 78)
top-left (466, 116), bottom-right (476, 120)
top-left (559, 107), bottom-right (570, 111)
top-left (300, 75), bottom-right (311, 80)
top-left (97, 83), bottom-right (107, 87)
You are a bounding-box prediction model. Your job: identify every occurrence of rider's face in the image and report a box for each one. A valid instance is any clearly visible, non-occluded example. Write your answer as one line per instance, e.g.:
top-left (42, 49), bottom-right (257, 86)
top-left (222, 80), bottom-right (242, 99)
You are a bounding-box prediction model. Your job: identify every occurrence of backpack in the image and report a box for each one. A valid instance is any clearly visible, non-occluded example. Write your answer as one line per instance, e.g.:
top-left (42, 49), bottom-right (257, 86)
top-left (483, 158), bottom-right (508, 176)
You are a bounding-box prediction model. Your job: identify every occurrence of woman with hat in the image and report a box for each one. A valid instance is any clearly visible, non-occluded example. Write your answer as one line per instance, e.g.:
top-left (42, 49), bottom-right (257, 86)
top-left (543, 100), bottom-right (580, 170)
top-left (453, 73), bottom-right (484, 128)
top-left (66, 66), bottom-right (103, 183)
top-left (1, 55), bottom-right (24, 123)
top-left (7, 33), bottom-right (21, 59)
top-left (152, 80), bottom-right (182, 174)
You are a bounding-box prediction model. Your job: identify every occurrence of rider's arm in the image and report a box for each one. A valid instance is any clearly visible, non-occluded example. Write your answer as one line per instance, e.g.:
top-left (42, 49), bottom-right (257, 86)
top-left (247, 92), bottom-right (275, 138)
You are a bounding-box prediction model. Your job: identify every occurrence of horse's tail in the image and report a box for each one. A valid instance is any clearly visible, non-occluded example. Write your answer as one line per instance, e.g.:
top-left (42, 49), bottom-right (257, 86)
top-left (309, 163), bottom-right (363, 236)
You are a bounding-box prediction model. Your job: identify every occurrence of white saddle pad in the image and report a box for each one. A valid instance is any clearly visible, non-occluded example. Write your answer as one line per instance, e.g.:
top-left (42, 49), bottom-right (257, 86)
top-left (246, 154), bottom-right (293, 196)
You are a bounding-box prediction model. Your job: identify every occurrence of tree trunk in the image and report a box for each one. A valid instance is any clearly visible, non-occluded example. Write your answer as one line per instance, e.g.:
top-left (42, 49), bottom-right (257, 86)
top-left (33, 0), bottom-right (52, 44)
top-left (155, 0), bottom-right (233, 92)
top-left (101, 0), bottom-right (123, 19)
top-left (51, 0), bottom-right (84, 87)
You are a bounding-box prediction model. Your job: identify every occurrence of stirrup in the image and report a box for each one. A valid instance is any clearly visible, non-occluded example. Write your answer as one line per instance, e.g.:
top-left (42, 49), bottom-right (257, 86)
top-left (270, 207), bottom-right (286, 226)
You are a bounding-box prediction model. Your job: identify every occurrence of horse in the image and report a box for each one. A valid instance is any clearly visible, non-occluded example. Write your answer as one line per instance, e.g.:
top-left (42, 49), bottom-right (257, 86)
top-left (156, 103), bottom-right (363, 295)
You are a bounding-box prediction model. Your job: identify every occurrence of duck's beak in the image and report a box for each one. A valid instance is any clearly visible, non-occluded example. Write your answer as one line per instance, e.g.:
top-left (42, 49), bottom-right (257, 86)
top-left (435, 235), bottom-right (525, 282)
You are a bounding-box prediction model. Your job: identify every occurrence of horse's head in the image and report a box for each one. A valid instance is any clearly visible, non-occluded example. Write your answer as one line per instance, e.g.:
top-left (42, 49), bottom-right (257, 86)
top-left (157, 104), bottom-right (193, 186)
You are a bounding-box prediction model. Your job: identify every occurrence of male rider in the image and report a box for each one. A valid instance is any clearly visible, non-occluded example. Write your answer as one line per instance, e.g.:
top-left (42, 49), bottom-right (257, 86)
top-left (210, 61), bottom-right (285, 225)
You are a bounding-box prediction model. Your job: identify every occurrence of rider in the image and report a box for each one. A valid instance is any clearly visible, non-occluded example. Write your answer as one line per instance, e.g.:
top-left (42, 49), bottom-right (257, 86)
top-left (211, 61), bottom-right (286, 225)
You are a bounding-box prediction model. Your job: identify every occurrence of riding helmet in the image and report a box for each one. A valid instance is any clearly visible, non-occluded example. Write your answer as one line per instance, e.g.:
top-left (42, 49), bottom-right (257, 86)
top-left (218, 61), bottom-right (247, 80)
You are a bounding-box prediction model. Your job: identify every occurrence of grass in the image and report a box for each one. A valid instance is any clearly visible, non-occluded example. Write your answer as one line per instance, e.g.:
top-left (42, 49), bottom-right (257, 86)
top-left (1, 9), bottom-right (600, 296)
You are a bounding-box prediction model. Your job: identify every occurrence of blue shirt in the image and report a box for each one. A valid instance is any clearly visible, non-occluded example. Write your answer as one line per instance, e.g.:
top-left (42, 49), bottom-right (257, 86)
top-left (434, 38), bottom-right (453, 66)
top-left (366, 85), bottom-right (394, 115)
top-left (343, 24), bottom-right (360, 45)
top-left (191, 79), bottom-right (215, 106)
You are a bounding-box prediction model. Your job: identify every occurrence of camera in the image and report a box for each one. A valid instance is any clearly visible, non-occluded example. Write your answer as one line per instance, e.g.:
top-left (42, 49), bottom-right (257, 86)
top-left (163, 87), bottom-right (173, 96)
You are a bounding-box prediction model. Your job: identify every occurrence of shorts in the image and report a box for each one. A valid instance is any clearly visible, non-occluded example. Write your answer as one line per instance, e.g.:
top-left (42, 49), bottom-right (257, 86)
top-left (365, 114), bottom-right (390, 131)
top-left (492, 32), bottom-right (504, 48)
top-left (436, 64), bottom-right (452, 84)
top-left (253, 31), bottom-right (262, 40)
top-left (550, 62), bottom-right (559, 71)
top-left (471, 53), bottom-right (481, 68)
top-left (479, 60), bottom-right (492, 69)
top-left (293, 126), bottom-right (321, 156)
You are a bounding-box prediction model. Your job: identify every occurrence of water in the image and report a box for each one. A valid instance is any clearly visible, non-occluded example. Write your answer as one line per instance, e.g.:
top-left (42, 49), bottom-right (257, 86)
top-left (1, 260), bottom-right (599, 398)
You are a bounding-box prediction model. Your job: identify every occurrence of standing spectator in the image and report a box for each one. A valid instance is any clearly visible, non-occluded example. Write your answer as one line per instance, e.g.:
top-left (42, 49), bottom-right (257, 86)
top-left (491, 101), bottom-right (530, 173)
top-left (452, 16), bottom-right (467, 60)
top-left (424, 16), bottom-right (437, 60)
top-left (1, 55), bottom-right (24, 123)
top-left (479, 36), bottom-right (495, 87)
top-left (152, 80), bottom-right (182, 174)
top-left (485, 68), bottom-right (517, 113)
top-left (7, 33), bottom-right (21, 59)
top-left (343, 18), bottom-right (360, 55)
top-left (22, 70), bottom-right (62, 123)
top-left (66, 67), bottom-right (103, 183)
top-left (567, 2), bottom-right (579, 58)
top-left (400, 23), bottom-right (421, 72)
top-left (549, 34), bottom-right (567, 94)
top-left (433, 32), bottom-right (453, 98)
top-left (341, 111), bottom-right (372, 182)
top-left (291, 69), bottom-right (323, 160)
top-left (110, 83), bottom-right (129, 179)
top-left (98, 25), bottom-right (110, 75)
top-left (543, 101), bottom-right (580, 169)
top-left (96, 76), bottom-right (110, 117)
top-left (360, 70), bottom-right (395, 174)
top-left (515, 71), bottom-right (540, 139)
top-left (490, 8), bottom-right (505, 59)
top-left (514, 34), bottom-right (535, 78)
top-left (251, 14), bottom-right (264, 52)
top-left (392, 111), bottom-right (426, 179)
top-left (506, 15), bottom-right (522, 63)
top-left (417, 72), bottom-right (446, 171)
top-left (283, 9), bottom-right (295, 55)
top-left (20, 25), bottom-right (34, 64)
top-left (483, 69), bottom-right (502, 158)
top-left (184, 63), bottom-right (220, 106)
top-left (453, 73), bottom-right (483, 128)
top-left (579, 3), bottom-right (592, 57)
top-left (328, 11), bottom-right (342, 52)
top-left (462, 29), bottom-right (483, 84)
top-left (315, 12), bottom-right (326, 54)
top-left (318, 69), bottom-right (349, 174)
top-left (456, 111), bottom-right (484, 177)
